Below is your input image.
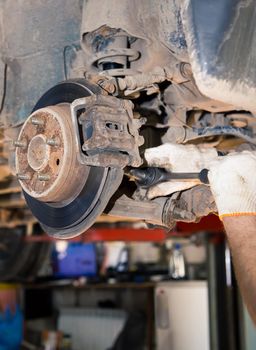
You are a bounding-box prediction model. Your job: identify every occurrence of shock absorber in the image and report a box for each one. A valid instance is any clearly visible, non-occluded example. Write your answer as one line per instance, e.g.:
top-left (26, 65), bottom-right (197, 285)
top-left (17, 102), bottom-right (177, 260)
top-left (88, 29), bottom-right (141, 77)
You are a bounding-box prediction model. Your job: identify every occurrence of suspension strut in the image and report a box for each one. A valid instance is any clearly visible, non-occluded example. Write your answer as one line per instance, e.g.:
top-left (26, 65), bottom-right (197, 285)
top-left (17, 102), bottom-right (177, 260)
top-left (88, 29), bottom-right (141, 77)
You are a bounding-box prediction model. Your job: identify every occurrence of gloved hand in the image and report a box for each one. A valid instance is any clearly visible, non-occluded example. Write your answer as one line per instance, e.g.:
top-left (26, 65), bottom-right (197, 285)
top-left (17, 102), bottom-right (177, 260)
top-left (144, 143), bottom-right (218, 199)
top-left (145, 143), bottom-right (256, 220)
top-left (208, 151), bottom-right (256, 219)
top-left (0, 305), bottom-right (23, 350)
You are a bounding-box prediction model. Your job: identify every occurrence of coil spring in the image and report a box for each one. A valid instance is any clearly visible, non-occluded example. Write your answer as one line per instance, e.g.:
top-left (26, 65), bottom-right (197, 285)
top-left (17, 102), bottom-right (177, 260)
top-left (89, 35), bottom-right (141, 77)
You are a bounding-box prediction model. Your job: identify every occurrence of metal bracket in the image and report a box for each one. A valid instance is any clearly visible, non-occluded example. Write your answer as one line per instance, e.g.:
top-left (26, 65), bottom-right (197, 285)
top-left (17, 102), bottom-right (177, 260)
top-left (71, 94), bottom-right (144, 168)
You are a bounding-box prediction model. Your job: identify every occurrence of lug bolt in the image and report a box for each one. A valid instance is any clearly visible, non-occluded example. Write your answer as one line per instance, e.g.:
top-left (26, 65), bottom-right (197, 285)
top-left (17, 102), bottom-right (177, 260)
top-left (31, 117), bottom-right (44, 126)
top-left (46, 138), bottom-right (59, 146)
top-left (17, 174), bottom-right (30, 181)
top-left (38, 174), bottom-right (50, 181)
top-left (14, 140), bottom-right (27, 148)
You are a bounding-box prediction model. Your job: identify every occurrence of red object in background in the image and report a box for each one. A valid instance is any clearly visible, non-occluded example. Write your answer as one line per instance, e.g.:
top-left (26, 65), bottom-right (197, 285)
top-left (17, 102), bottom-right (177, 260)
top-left (26, 215), bottom-right (223, 243)
top-left (176, 215), bottom-right (223, 234)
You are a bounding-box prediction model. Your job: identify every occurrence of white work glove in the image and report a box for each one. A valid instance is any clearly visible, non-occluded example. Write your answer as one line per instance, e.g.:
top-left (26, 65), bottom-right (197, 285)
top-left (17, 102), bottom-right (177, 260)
top-left (208, 151), bottom-right (256, 219)
top-left (144, 143), bottom-right (218, 199)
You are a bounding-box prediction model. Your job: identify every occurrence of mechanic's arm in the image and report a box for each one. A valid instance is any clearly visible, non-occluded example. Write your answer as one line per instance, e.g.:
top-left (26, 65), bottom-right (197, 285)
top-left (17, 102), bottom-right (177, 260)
top-left (223, 216), bottom-right (256, 323)
top-left (208, 152), bottom-right (256, 324)
top-left (145, 145), bottom-right (256, 324)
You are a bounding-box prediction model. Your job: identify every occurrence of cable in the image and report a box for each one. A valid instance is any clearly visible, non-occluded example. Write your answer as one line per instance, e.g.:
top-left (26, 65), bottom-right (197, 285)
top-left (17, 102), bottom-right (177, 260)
top-left (0, 63), bottom-right (7, 115)
top-left (63, 43), bottom-right (79, 80)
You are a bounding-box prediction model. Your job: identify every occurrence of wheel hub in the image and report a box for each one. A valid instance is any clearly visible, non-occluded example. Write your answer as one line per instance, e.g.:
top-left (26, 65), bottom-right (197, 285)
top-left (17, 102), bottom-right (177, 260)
top-left (27, 134), bottom-right (50, 171)
top-left (15, 79), bottom-right (123, 238)
top-left (16, 105), bottom-right (88, 203)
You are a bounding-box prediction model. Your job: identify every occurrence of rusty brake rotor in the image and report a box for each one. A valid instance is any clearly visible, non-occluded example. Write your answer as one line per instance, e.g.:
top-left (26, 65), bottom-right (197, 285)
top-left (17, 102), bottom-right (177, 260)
top-left (15, 80), bottom-right (123, 238)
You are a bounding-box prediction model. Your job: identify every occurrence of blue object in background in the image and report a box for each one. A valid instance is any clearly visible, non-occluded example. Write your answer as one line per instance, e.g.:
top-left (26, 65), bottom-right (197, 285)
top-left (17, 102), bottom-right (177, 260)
top-left (0, 306), bottom-right (23, 350)
top-left (52, 242), bottom-right (97, 278)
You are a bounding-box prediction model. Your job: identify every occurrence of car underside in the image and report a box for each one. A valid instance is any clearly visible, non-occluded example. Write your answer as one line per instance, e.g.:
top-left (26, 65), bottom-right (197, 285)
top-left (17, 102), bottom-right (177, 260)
top-left (1, 0), bottom-right (256, 239)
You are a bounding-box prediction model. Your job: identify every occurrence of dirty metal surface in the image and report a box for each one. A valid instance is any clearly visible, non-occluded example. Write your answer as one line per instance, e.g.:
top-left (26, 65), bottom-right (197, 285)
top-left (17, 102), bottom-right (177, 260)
top-left (15, 105), bottom-right (88, 202)
top-left (0, 0), bottom-right (83, 127)
top-left (82, 0), bottom-right (188, 74)
top-left (162, 186), bottom-right (217, 227)
top-left (105, 195), bottom-right (167, 227)
top-left (183, 0), bottom-right (256, 111)
top-left (72, 94), bottom-right (144, 168)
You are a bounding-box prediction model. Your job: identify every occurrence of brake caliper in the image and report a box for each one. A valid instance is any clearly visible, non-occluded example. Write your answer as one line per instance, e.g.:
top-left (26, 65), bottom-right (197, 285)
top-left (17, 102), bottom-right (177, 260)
top-left (71, 94), bottom-right (145, 168)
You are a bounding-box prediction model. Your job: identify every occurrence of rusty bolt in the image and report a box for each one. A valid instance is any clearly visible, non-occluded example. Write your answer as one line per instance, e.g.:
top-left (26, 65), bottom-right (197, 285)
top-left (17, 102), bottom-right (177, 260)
top-left (17, 174), bottom-right (30, 181)
top-left (98, 80), bottom-right (116, 94)
top-left (14, 140), bottom-right (27, 148)
top-left (46, 138), bottom-right (59, 146)
top-left (31, 117), bottom-right (44, 126)
top-left (38, 174), bottom-right (50, 181)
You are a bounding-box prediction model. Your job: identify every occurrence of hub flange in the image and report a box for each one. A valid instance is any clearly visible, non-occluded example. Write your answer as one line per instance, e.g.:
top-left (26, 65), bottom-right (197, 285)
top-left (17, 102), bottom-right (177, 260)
top-left (16, 105), bottom-right (88, 202)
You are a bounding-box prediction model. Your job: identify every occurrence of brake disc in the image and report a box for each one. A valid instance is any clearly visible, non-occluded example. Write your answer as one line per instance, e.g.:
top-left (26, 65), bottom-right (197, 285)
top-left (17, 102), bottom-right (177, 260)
top-left (15, 79), bottom-right (123, 238)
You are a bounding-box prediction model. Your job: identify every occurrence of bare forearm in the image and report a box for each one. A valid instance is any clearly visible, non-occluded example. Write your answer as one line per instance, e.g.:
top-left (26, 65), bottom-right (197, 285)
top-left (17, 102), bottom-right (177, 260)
top-left (144, 145), bottom-right (256, 321)
top-left (223, 216), bottom-right (256, 324)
